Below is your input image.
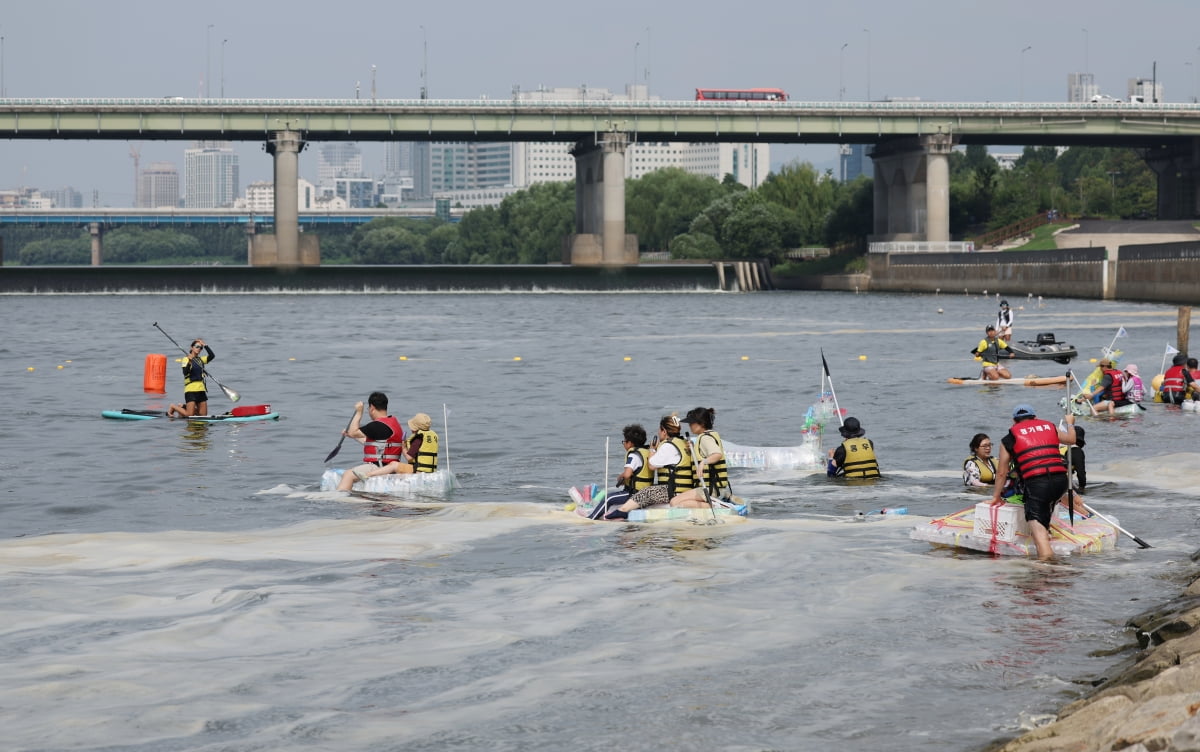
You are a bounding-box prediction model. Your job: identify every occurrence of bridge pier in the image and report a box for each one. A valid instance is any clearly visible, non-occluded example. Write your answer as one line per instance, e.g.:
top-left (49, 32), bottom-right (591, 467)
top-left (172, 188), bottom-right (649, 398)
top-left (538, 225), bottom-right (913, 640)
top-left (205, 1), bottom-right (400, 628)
top-left (869, 134), bottom-right (955, 244)
top-left (254, 130), bottom-right (319, 266)
top-left (1141, 138), bottom-right (1200, 220)
top-left (89, 222), bottom-right (103, 266)
top-left (564, 131), bottom-right (638, 265)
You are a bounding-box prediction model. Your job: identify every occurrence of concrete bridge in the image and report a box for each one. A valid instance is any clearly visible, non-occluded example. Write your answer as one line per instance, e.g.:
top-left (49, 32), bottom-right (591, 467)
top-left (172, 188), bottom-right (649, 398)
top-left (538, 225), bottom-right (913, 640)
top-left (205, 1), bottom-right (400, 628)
top-left (2, 98), bottom-right (1198, 266)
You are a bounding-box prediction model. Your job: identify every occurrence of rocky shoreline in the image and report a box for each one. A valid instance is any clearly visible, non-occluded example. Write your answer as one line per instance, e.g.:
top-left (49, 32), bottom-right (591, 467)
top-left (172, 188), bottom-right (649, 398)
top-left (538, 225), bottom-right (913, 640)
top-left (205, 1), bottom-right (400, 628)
top-left (985, 568), bottom-right (1200, 751)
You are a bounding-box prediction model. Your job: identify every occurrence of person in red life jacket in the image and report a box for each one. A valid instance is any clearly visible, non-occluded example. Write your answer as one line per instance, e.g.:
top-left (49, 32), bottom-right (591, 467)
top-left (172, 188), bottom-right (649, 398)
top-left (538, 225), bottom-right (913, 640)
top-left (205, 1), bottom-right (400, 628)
top-left (1159, 354), bottom-right (1200, 405)
top-left (1075, 357), bottom-right (1132, 416)
top-left (336, 391), bottom-right (405, 491)
top-left (991, 404), bottom-right (1077, 560)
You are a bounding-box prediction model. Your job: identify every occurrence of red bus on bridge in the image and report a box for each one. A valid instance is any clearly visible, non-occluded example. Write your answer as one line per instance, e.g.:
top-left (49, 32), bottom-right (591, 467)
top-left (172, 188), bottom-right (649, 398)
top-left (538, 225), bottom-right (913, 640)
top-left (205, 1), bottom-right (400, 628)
top-left (694, 88), bottom-right (788, 102)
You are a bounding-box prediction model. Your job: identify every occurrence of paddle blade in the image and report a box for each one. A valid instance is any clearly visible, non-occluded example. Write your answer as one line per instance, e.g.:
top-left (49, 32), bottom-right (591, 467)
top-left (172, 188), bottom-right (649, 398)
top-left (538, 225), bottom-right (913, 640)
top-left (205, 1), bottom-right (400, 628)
top-left (1133, 536), bottom-right (1153, 549)
top-left (324, 436), bottom-right (347, 464)
top-left (221, 385), bottom-right (241, 403)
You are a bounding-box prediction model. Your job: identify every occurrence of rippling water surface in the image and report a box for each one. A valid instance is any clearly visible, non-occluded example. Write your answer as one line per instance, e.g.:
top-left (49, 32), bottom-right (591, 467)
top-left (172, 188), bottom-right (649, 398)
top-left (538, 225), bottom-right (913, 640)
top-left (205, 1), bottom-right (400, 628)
top-left (2, 290), bottom-right (1198, 751)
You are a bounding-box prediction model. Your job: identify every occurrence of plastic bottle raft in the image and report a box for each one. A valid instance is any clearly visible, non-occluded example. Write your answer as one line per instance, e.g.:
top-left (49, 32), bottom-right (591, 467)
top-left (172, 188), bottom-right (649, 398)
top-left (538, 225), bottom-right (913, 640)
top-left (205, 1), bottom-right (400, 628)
top-left (910, 501), bottom-right (1119, 556)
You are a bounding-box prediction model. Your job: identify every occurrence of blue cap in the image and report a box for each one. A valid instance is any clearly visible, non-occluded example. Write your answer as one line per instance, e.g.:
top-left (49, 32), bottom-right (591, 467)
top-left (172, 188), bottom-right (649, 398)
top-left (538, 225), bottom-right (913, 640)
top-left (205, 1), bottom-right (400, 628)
top-left (1013, 404), bottom-right (1036, 420)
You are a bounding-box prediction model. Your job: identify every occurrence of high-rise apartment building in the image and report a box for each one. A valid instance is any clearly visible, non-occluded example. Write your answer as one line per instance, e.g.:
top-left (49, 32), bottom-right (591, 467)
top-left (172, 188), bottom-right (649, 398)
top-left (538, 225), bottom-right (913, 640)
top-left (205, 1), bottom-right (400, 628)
top-left (1067, 73), bottom-right (1099, 103)
top-left (43, 186), bottom-right (84, 208)
top-left (317, 143), bottom-right (364, 186)
top-left (138, 162), bottom-right (179, 208)
top-left (183, 142), bottom-right (239, 208)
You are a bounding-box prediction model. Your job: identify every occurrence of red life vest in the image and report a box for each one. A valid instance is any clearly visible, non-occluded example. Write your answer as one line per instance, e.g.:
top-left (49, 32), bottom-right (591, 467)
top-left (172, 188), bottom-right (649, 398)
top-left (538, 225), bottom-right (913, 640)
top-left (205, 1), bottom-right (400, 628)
top-left (1101, 368), bottom-right (1126, 402)
top-left (1163, 365), bottom-right (1188, 394)
top-left (1009, 418), bottom-right (1066, 479)
top-left (362, 415), bottom-right (405, 464)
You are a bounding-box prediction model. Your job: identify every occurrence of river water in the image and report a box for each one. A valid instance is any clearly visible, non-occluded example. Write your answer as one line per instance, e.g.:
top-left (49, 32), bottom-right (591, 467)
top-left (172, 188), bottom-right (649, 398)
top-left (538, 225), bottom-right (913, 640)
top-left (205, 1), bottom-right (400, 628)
top-left (2, 289), bottom-right (1198, 751)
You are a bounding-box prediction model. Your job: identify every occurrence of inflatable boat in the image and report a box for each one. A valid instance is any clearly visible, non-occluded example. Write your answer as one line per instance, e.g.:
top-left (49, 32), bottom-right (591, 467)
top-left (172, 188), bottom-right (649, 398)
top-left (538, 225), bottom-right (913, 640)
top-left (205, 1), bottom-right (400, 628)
top-left (910, 501), bottom-right (1118, 556)
top-left (1008, 332), bottom-right (1078, 364)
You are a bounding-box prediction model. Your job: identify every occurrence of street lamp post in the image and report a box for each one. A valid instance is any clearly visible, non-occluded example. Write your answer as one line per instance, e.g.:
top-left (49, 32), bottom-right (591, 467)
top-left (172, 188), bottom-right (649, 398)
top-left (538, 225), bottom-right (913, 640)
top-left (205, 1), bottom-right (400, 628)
top-left (839, 42), bottom-right (849, 101)
top-left (371, 64), bottom-right (377, 101)
top-left (205, 24), bottom-right (214, 98)
top-left (1, 35), bottom-right (5, 99)
top-left (221, 39), bottom-right (228, 98)
top-left (633, 41), bottom-right (639, 97)
top-left (419, 26), bottom-right (428, 100)
top-left (1020, 45), bottom-right (1032, 102)
top-left (1108, 170), bottom-right (1122, 213)
top-left (1186, 61), bottom-right (1194, 104)
top-left (1082, 28), bottom-right (1088, 73)
top-left (863, 28), bottom-right (871, 102)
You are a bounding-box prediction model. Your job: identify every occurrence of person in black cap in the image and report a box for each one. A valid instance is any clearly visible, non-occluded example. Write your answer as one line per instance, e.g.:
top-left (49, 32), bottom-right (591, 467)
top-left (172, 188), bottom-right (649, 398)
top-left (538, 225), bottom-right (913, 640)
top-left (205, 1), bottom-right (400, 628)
top-left (1161, 354), bottom-right (1200, 404)
top-left (995, 299), bottom-right (1014, 339)
top-left (991, 403), bottom-right (1076, 559)
top-left (827, 417), bottom-right (881, 479)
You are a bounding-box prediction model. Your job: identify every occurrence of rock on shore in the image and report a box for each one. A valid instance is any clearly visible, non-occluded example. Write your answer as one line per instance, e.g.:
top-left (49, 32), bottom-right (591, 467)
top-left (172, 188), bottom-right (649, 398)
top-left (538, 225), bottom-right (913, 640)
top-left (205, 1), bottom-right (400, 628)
top-left (986, 574), bottom-right (1200, 751)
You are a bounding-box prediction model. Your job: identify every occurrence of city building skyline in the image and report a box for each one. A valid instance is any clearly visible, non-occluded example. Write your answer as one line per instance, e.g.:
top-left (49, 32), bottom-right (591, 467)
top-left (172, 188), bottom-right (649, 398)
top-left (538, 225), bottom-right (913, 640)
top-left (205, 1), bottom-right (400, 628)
top-left (184, 142), bottom-right (239, 208)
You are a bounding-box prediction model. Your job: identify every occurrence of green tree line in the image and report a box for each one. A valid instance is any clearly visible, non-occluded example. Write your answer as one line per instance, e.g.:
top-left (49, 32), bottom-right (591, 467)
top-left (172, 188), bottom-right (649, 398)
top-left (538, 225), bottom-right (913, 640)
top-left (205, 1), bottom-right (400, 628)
top-left (0, 145), bottom-right (1161, 267)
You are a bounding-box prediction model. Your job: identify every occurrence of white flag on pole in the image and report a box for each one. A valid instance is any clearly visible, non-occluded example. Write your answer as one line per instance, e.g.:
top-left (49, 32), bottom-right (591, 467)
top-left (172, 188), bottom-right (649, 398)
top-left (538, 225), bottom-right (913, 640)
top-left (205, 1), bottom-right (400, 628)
top-left (1116, 326), bottom-right (1128, 338)
top-left (1167, 344), bottom-right (1181, 355)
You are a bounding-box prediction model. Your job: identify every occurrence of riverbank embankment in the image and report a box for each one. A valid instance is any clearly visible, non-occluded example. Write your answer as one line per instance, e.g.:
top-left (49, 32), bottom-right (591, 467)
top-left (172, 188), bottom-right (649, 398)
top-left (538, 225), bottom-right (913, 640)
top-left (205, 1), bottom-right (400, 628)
top-left (987, 571), bottom-right (1200, 751)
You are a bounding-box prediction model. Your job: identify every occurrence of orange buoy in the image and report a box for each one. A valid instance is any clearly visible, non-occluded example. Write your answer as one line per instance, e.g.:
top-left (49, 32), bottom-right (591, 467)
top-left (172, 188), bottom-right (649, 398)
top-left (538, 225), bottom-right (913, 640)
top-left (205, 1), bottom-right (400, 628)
top-left (143, 353), bottom-right (167, 394)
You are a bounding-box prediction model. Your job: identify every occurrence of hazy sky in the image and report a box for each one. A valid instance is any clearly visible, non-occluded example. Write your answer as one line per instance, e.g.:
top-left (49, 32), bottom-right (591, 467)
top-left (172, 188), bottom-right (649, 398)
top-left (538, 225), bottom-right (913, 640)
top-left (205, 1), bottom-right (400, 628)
top-left (2, 0), bottom-right (1197, 204)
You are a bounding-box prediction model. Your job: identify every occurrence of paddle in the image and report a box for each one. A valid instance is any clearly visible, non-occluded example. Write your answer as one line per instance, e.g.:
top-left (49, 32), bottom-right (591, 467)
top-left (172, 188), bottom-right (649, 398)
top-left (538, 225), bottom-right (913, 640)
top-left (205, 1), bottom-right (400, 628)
top-left (324, 412), bottom-right (358, 463)
top-left (1064, 374), bottom-right (1077, 527)
top-left (153, 322), bottom-right (241, 403)
top-left (1082, 502), bottom-right (1152, 549)
top-left (820, 349), bottom-right (844, 428)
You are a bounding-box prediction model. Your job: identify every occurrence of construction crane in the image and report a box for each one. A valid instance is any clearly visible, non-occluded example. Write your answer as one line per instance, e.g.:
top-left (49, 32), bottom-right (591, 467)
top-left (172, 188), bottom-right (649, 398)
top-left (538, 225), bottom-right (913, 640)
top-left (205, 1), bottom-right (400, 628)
top-left (129, 142), bottom-right (142, 207)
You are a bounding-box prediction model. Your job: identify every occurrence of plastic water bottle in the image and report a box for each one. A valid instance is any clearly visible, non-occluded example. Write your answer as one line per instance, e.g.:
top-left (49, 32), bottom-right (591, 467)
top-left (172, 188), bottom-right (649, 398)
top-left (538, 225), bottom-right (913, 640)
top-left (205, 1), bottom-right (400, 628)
top-left (875, 507), bottom-right (908, 515)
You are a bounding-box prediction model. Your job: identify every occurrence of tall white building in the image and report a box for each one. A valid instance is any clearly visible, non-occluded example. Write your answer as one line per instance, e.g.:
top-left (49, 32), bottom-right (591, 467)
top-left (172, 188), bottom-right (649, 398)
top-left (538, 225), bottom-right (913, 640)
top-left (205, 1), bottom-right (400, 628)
top-left (1128, 78), bottom-right (1163, 103)
top-left (317, 143), bottom-right (364, 186)
top-left (236, 178), bottom-right (319, 212)
top-left (1067, 73), bottom-right (1099, 103)
top-left (183, 142), bottom-right (239, 208)
top-left (138, 162), bottom-right (179, 208)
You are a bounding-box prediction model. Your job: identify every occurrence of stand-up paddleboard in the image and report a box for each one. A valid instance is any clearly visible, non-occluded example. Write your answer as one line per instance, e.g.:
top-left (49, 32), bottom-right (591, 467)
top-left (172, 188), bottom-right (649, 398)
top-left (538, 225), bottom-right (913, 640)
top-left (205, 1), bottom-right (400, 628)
top-left (102, 405), bottom-right (279, 422)
top-left (947, 375), bottom-right (1068, 387)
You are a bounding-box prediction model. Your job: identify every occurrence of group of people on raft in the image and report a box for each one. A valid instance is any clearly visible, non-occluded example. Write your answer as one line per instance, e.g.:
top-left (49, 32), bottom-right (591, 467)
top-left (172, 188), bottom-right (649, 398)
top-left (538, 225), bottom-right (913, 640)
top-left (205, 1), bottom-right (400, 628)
top-left (335, 391), bottom-right (441, 491)
top-left (580, 406), bottom-right (882, 521)
top-left (963, 404), bottom-right (1084, 559)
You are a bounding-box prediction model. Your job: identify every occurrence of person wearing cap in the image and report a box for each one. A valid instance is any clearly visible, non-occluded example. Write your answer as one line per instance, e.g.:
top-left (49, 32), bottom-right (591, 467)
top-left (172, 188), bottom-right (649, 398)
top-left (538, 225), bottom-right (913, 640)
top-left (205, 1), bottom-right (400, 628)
top-left (995, 300), bottom-right (1014, 340)
top-left (970, 326), bottom-right (1015, 380)
top-left (1159, 354), bottom-right (1197, 404)
top-left (166, 338), bottom-right (215, 418)
top-left (668, 406), bottom-right (732, 508)
top-left (1075, 357), bottom-right (1131, 416)
top-left (1122, 364), bottom-right (1145, 404)
top-left (992, 404), bottom-right (1077, 560)
top-left (363, 412), bottom-right (440, 477)
top-left (827, 417), bottom-right (881, 479)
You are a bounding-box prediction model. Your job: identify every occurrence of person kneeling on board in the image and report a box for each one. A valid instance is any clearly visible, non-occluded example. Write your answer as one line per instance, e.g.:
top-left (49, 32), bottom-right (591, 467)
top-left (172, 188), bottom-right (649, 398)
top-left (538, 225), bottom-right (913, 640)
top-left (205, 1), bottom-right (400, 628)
top-left (969, 326), bottom-right (1015, 381)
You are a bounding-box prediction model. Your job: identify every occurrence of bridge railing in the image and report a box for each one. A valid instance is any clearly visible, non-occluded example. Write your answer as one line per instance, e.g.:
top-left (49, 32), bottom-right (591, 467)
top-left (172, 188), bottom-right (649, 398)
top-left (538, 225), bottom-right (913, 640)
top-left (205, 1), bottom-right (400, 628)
top-left (869, 241), bottom-right (976, 254)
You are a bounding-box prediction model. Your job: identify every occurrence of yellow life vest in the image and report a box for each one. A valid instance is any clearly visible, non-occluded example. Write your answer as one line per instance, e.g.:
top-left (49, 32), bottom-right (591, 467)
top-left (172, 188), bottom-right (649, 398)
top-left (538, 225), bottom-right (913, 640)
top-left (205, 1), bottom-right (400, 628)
top-left (410, 429), bottom-right (439, 472)
top-left (694, 430), bottom-right (730, 493)
top-left (964, 455), bottom-right (996, 484)
top-left (625, 446), bottom-right (654, 492)
top-left (841, 437), bottom-right (881, 479)
top-left (655, 436), bottom-right (696, 494)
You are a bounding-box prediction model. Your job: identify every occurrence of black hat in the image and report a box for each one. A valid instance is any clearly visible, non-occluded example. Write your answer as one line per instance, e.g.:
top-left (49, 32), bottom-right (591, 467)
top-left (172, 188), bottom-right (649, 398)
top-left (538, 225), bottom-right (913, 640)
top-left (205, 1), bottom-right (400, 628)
top-left (1173, 354), bottom-right (1187, 366)
top-left (839, 417), bottom-right (865, 439)
top-left (1000, 300), bottom-right (1009, 307)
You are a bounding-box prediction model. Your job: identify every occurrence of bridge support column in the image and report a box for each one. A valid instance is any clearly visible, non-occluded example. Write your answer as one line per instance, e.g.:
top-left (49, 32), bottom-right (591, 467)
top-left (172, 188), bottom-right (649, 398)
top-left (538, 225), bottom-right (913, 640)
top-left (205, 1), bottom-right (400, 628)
top-left (564, 131), bottom-right (638, 265)
top-left (256, 130), bottom-right (319, 266)
top-left (1141, 138), bottom-right (1200, 220)
top-left (89, 222), bottom-right (103, 266)
top-left (869, 134), bottom-right (956, 243)
top-left (923, 133), bottom-right (953, 243)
